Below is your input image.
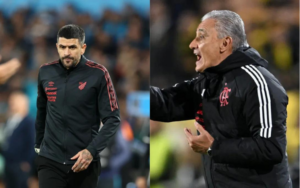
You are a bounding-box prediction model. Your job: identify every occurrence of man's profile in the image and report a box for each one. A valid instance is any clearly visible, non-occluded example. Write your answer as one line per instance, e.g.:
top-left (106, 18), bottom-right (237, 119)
top-left (150, 10), bottom-right (292, 188)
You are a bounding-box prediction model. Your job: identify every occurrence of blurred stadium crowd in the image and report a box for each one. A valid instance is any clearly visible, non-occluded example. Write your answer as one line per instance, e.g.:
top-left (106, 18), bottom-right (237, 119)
top-left (0, 1), bottom-right (149, 188)
top-left (150, 0), bottom-right (299, 188)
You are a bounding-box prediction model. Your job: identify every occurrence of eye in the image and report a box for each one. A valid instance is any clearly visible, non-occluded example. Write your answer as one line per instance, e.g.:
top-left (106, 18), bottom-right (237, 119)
top-left (196, 35), bottom-right (204, 42)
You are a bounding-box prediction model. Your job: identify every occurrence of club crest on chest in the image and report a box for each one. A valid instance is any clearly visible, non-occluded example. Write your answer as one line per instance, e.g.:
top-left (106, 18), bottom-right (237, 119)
top-left (79, 82), bottom-right (87, 90)
top-left (219, 83), bottom-right (231, 107)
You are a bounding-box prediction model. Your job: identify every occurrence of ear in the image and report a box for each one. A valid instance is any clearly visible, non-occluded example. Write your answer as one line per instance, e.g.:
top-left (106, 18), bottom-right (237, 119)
top-left (220, 36), bottom-right (233, 53)
top-left (81, 44), bottom-right (87, 55)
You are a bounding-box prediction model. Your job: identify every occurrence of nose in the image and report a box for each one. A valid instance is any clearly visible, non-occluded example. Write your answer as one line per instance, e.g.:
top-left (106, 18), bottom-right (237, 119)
top-left (64, 48), bottom-right (71, 56)
top-left (189, 39), bottom-right (197, 49)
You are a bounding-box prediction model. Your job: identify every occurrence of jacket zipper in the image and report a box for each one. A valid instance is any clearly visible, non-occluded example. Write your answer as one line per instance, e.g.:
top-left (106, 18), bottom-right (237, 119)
top-left (62, 71), bottom-right (70, 164)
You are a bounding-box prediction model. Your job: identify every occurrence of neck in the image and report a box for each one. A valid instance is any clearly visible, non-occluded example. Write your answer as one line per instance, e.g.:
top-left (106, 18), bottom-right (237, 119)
top-left (215, 50), bottom-right (233, 66)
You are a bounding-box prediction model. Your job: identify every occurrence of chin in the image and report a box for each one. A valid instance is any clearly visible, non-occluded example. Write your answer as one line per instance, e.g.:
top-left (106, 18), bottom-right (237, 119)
top-left (195, 67), bottom-right (204, 73)
top-left (63, 63), bottom-right (72, 69)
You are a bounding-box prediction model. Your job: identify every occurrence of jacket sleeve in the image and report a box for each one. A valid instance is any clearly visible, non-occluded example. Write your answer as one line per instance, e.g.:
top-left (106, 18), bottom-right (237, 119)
top-left (211, 68), bottom-right (288, 166)
top-left (86, 71), bottom-right (120, 158)
top-left (150, 80), bottom-right (197, 122)
top-left (35, 69), bottom-right (47, 148)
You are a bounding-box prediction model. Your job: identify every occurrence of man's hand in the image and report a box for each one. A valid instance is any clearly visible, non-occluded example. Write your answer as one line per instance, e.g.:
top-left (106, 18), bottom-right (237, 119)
top-left (184, 121), bottom-right (214, 154)
top-left (71, 149), bottom-right (93, 173)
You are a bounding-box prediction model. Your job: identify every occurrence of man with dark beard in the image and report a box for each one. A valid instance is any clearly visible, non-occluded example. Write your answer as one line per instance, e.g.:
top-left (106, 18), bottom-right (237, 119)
top-left (35, 24), bottom-right (120, 188)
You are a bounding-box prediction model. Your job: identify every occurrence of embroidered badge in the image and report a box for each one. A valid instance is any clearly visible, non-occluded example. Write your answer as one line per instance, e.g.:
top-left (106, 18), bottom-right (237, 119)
top-left (79, 82), bottom-right (87, 90)
top-left (48, 81), bottom-right (54, 86)
top-left (219, 84), bottom-right (231, 107)
top-left (45, 81), bottom-right (57, 102)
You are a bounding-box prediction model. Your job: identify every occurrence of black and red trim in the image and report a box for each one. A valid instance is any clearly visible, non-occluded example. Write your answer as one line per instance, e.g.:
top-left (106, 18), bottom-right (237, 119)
top-left (86, 61), bottom-right (118, 111)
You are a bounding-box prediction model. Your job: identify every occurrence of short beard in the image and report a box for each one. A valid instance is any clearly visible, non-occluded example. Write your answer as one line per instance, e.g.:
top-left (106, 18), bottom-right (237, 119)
top-left (61, 57), bottom-right (79, 69)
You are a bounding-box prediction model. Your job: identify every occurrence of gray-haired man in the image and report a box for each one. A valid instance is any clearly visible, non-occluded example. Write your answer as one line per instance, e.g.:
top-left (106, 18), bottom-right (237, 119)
top-left (151, 10), bottom-right (292, 188)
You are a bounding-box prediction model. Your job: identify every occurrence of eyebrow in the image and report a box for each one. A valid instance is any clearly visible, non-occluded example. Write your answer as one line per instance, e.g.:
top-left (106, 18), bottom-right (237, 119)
top-left (197, 29), bottom-right (209, 36)
top-left (59, 44), bottom-right (77, 48)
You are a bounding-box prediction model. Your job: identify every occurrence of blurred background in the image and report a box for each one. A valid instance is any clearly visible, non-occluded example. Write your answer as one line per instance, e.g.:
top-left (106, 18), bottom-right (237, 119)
top-left (150, 0), bottom-right (299, 188)
top-left (0, 0), bottom-right (149, 188)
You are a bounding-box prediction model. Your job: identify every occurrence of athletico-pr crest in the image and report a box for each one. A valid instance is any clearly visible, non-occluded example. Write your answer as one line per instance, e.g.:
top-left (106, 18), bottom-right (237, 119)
top-left (79, 82), bottom-right (87, 90)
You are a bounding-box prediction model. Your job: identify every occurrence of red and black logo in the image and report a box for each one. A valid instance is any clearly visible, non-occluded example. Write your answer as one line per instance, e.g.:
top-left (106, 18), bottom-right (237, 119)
top-left (220, 84), bottom-right (231, 107)
top-left (79, 82), bottom-right (87, 90)
top-left (48, 81), bottom-right (54, 86)
top-left (195, 103), bottom-right (205, 129)
top-left (45, 82), bottom-right (57, 102)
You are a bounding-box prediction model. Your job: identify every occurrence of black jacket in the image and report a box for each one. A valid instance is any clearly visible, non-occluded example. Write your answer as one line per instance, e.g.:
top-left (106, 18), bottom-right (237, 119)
top-left (151, 47), bottom-right (292, 188)
top-left (35, 55), bottom-right (120, 164)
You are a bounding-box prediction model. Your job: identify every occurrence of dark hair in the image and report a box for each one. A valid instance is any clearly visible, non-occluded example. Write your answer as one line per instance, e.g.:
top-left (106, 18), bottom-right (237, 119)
top-left (57, 24), bottom-right (85, 45)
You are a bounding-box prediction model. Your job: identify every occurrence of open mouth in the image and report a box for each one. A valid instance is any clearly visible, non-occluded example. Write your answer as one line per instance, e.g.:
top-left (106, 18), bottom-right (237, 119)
top-left (197, 55), bottom-right (201, 61)
top-left (194, 50), bottom-right (201, 62)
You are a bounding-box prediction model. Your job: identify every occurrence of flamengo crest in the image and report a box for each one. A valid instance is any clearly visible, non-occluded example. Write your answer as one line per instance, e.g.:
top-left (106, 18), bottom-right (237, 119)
top-left (219, 83), bottom-right (231, 107)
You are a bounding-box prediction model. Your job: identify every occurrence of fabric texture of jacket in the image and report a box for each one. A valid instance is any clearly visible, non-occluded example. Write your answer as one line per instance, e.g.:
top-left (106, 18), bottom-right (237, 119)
top-left (35, 55), bottom-right (120, 165)
top-left (150, 47), bottom-right (292, 188)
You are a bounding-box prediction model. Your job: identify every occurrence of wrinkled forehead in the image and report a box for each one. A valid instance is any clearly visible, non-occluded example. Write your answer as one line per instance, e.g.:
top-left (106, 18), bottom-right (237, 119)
top-left (57, 37), bottom-right (80, 45)
top-left (196, 18), bottom-right (216, 34)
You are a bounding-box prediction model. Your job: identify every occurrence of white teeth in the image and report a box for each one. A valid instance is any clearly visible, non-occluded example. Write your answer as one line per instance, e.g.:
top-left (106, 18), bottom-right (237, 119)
top-left (194, 50), bottom-right (200, 56)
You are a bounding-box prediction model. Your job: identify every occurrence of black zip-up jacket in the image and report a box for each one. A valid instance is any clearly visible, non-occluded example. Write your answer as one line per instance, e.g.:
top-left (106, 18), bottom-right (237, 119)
top-left (151, 47), bottom-right (292, 188)
top-left (35, 55), bottom-right (120, 164)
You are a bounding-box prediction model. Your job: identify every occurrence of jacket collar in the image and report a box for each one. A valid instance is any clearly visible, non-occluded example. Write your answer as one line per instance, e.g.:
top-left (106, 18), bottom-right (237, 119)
top-left (197, 47), bottom-right (269, 98)
top-left (203, 46), bottom-right (268, 76)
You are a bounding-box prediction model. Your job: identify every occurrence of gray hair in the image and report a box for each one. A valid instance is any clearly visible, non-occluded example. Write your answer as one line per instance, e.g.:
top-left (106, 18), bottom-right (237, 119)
top-left (202, 10), bottom-right (249, 51)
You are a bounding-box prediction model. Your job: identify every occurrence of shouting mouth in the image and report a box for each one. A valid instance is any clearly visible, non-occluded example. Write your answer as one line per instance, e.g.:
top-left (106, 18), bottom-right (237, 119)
top-left (197, 54), bottom-right (201, 61)
top-left (194, 50), bottom-right (202, 64)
